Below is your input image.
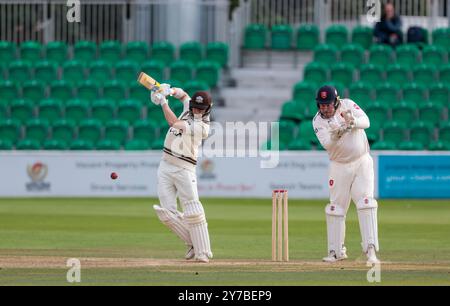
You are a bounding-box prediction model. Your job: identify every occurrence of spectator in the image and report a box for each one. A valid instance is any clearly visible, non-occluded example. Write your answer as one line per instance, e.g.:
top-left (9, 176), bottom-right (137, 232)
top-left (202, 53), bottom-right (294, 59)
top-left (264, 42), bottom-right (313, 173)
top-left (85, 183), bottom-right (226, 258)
top-left (374, 2), bottom-right (403, 47)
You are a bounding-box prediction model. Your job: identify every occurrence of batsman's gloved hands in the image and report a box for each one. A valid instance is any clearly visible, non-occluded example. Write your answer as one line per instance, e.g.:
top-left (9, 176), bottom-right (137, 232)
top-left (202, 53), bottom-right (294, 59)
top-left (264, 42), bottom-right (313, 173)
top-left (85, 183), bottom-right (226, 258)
top-left (330, 122), bottom-right (351, 141)
top-left (151, 91), bottom-right (168, 106)
top-left (172, 87), bottom-right (188, 100)
top-left (342, 110), bottom-right (356, 129)
top-left (157, 83), bottom-right (173, 97)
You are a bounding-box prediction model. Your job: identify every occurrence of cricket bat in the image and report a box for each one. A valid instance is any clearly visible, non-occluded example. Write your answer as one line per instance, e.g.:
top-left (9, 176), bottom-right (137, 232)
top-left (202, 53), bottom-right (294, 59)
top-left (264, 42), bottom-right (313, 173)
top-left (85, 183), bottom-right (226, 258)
top-left (137, 72), bottom-right (161, 92)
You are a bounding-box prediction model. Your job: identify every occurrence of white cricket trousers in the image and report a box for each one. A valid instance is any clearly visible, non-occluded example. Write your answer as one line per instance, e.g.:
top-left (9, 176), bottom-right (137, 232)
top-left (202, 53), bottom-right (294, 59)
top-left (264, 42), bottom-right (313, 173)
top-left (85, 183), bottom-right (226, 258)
top-left (329, 153), bottom-right (374, 213)
top-left (157, 160), bottom-right (199, 212)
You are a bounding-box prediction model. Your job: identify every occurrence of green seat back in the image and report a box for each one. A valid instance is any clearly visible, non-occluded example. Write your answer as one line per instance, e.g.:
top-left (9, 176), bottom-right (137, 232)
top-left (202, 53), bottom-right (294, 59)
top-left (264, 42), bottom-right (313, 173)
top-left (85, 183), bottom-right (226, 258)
top-left (25, 118), bottom-right (49, 142)
top-left (330, 62), bottom-right (354, 86)
top-left (0, 80), bottom-right (19, 101)
top-left (297, 24), bottom-right (319, 51)
top-left (418, 102), bottom-right (442, 126)
top-left (65, 99), bottom-right (89, 124)
top-left (303, 62), bottom-right (328, 85)
top-left (70, 139), bottom-right (95, 150)
top-left (91, 99), bottom-right (116, 124)
top-left (43, 139), bottom-right (68, 150)
top-left (89, 60), bottom-right (112, 85)
top-left (351, 26), bottom-right (373, 49)
top-left (133, 119), bottom-right (158, 143)
top-left (383, 121), bottom-right (407, 143)
top-left (422, 45), bottom-right (446, 66)
top-left (398, 141), bottom-right (424, 150)
top-left (38, 99), bottom-right (63, 124)
top-left (150, 41), bottom-right (175, 66)
top-left (196, 60), bottom-right (220, 87)
top-left (325, 25), bottom-right (348, 49)
top-left (313, 44), bottom-right (338, 65)
top-left (99, 40), bottom-right (122, 65)
top-left (102, 80), bottom-right (126, 101)
top-left (395, 44), bottom-right (420, 66)
top-left (125, 139), bottom-right (150, 150)
top-left (74, 41), bottom-right (97, 64)
top-left (78, 119), bottom-right (102, 143)
top-left (96, 139), bottom-right (121, 150)
top-left (22, 80), bottom-right (46, 102)
top-left (0, 118), bottom-right (21, 144)
top-left (206, 41), bottom-right (229, 67)
top-left (170, 60), bottom-right (193, 84)
top-left (340, 44), bottom-right (365, 67)
top-left (410, 121), bottom-right (434, 146)
top-left (10, 99), bottom-right (34, 124)
top-left (359, 64), bottom-right (384, 84)
top-left (125, 41), bottom-right (148, 62)
top-left (179, 41), bottom-right (203, 64)
top-left (104, 119), bottom-right (129, 144)
top-left (0, 41), bottom-right (16, 63)
top-left (52, 118), bottom-right (76, 143)
top-left (413, 64), bottom-right (437, 85)
top-left (16, 138), bottom-right (41, 150)
top-left (386, 64), bottom-right (410, 86)
top-left (34, 60), bottom-right (58, 84)
top-left (349, 82), bottom-right (374, 103)
top-left (115, 60), bottom-right (139, 83)
top-left (62, 60), bottom-right (86, 85)
top-left (271, 24), bottom-right (293, 50)
top-left (50, 80), bottom-right (73, 101)
top-left (20, 41), bottom-right (42, 62)
top-left (45, 41), bottom-right (68, 64)
top-left (8, 60), bottom-right (32, 84)
top-left (244, 24), bottom-right (267, 49)
top-left (76, 80), bottom-right (99, 101)
top-left (117, 99), bottom-right (142, 124)
top-left (369, 44), bottom-right (393, 67)
top-left (391, 102), bottom-right (416, 123)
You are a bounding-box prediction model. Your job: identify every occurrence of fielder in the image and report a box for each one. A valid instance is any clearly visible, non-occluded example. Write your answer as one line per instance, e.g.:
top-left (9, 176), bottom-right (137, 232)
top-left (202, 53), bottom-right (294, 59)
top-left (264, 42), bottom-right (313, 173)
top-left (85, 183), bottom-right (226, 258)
top-left (150, 85), bottom-right (213, 263)
top-left (312, 85), bottom-right (380, 265)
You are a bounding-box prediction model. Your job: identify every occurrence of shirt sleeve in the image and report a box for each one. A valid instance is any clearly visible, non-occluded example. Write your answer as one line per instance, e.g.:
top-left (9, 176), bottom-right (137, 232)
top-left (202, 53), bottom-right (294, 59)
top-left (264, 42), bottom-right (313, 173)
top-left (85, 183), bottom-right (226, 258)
top-left (313, 119), bottom-right (334, 150)
top-left (181, 95), bottom-right (190, 114)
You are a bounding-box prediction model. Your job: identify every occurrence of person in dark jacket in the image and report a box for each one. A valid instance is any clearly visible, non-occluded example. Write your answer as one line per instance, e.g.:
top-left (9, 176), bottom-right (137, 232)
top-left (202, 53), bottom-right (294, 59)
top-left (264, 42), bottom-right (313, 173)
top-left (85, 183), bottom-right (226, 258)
top-left (374, 2), bottom-right (403, 47)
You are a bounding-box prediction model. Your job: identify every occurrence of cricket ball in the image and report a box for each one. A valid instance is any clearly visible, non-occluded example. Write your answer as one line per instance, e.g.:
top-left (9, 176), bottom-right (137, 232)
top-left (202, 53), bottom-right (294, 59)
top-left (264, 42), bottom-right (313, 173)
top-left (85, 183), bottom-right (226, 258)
top-left (111, 172), bottom-right (118, 180)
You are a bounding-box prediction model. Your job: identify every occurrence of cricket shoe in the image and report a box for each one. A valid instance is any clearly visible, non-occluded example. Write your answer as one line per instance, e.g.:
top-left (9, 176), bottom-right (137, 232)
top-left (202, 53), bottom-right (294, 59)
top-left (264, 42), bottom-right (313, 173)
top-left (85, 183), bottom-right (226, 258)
top-left (366, 244), bottom-right (380, 265)
top-left (195, 253), bottom-right (210, 263)
top-left (185, 245), bottom-right (195, 260)
top-left (322, 247), bottom-right (348, 263)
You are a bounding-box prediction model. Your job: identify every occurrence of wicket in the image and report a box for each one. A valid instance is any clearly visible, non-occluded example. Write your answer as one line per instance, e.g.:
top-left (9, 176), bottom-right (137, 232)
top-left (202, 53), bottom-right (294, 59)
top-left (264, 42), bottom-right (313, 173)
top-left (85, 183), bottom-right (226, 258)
top-left (272, 189), bottom-right (289, 262)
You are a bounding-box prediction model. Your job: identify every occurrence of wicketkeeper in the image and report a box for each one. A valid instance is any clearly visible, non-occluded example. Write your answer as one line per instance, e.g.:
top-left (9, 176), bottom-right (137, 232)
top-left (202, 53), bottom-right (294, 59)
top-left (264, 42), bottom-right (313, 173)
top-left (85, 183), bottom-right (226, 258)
top-left (150, 85), bottom-right (213, 263)
top-left (312, 85), bottom-right (380, 265)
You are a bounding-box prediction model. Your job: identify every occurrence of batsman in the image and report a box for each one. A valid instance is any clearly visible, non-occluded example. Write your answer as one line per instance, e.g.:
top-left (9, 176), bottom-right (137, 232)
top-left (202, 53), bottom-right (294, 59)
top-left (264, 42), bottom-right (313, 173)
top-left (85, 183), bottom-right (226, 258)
top-left (313, 85), bottom-right (380, 265)
top-left (149, 83), bottom-right (213, 263)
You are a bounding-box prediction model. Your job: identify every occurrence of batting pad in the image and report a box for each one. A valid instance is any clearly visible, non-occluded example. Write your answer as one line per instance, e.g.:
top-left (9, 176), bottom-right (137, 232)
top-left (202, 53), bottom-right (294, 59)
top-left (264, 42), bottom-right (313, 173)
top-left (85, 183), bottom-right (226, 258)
top-left (184, 200), bottom-right (213, 259)
top-left (153, 205), bottom-right (192, 245)
top-left (325, 203), bottom-right (346, 257)
top-left (356, 198), bottom-right (379, 252)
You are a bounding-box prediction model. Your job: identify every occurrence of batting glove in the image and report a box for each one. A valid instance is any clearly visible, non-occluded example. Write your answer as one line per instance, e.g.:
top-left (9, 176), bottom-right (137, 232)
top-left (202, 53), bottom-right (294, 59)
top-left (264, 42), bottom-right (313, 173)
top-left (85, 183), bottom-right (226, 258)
top-left (151, 92), bottom-right (168, 106)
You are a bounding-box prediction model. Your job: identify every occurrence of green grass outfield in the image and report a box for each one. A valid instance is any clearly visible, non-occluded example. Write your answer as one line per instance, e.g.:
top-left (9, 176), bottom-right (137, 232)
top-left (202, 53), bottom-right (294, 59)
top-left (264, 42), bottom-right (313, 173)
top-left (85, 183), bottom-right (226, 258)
top-left (0, 198), bottom-right (449, 286)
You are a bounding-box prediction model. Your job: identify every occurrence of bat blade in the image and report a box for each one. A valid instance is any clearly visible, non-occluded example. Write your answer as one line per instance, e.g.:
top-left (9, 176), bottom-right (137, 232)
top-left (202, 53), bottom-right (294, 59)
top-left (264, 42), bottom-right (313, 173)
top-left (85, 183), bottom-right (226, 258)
top-left (137, 72), bottom-right (161, 92)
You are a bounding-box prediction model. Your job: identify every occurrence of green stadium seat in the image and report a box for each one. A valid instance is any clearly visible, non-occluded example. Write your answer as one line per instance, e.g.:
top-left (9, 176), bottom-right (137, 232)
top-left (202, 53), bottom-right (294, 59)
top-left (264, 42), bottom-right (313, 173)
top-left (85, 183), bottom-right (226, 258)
top-left (125, 139), bottom-right (150, 150)
top-left (50, 80), bottom-right (73, 101)
top-left (104, 119), bottom-right (129, 144)
top-left (313, 44), bottom-right (338, 65)
top-left (0, 102), bottom-right (6, 119)
top-left (10, 99), bottom-right (34, 123)
top-left (25, 118), bottom-right (49, 142)
top-left (429, 83), bottom-right (449, 107)
top-left (128, 81), bottom-right (148, 102)
top-left (0, 80), bottom-right (19, 100)
top-left (43, 139), bottom-right (68, 150)
top-left (366, 102), bottom-right (389, 124)
top-left (78, 119), bottom-right (102, 143)
top-left (70, 139), bottom-right (94, 150)
top-left (180, 41), bottom-right (203, 64)
top-left (280, 101), bottom-right (304, 121)
top-left (65, 99), bottom-right (89, 124)
top-left (325, 25), bottom-right (348, 49)
top-left (402, 83), bottom-right (426, 105)
top-left (340, 44), bottom-right (365, 67)
top-left (34, 60), bottom-right (58, 84)
top-left (73, 41), bottom-right (97, 64)
top-left (51, 118), bottom-right (76, 143)
top-left (0, 118), bottom-right (21, 144)
top-left (244, 24), bottom-right (267, 49)
top-left (45, 41), bottom-right (67, 64)
top-left (303, 62), bottom-right (328, 85)
top-left (88, 60), bottom-right (112, 85)
top-left (418, 101), bottom-right (442, 126)
top-left (432, 28), bottom-right (450, 51)
top-left (76, 80), bottom-right (99, 101)
top-left (150, 41), bottom-right (175, 66)
top-left (386, 64), bottom-right (410, 86)
top-left (330, 62), bottom-right (354, 87)
top-left (298, 120), bottom-right (316, 145)
top-left (20, 41), bottom-right (42, 62)
top-left (391, 102), bottom-right (416, 124)
top-left (16, 138), bottom-right (41, 150)
top-left (382, 121), bottom-right (407, 143)
top-left (398, 140), bottom-right (424, 150)
top-left (8, 60), bottom-right (32, 84)
top-left (375, 83), bottom-right (399, 105)
top-left (287, 139), bottom-right (312, 150)
top-left (371, 140), bottom-right (396, 150)
top-left (395, 44), bottom-right (420, 66)
top-left (439, 122), bottom-right (450, 143)
top-left (170, 60), bottom-right (193, 84)
top-left (38, 99), bottom-right (62, 124)
top-left (115, 60), bottom-right (139, 83)
top-left (141, 60), bottom-right (165, 83)
top-left (0, 41), bottom-right (16, 64)
top-left (206, 42), bottom-right (229, 67)
top-left (133, 119), bottom-right (158, 143)
top-left (22, 80), bottom-right (46, 102)
top-left (293, 81), bottom-right (316, 103)
top-left (125, 41), bottom-right (148, 62)
top-left (412, 64), bottom-right (437, 85)
top-left (99, 40), bottom-right (122, 65)
top-left (96, 139), bottom-right (121, 150)
top-left (0, 139), bottom-right (13, 150)
top-left (62, 60), bottom-right (86, 85)
top-left (91, 99), bottom-right (115, 124)
top-left (410, 121), bottom-right (434, 147)
top-left (428, 140), bottom-right (450, 151)
top-left (351, 26), bottom-right (373, 49)
top-left (196, 60), bottom-right (220, 87)
top-left (349, 82), bottom-right (374, 103)
top-left (422, 45), bottom-right (447, 66)
top-left (359, 63), bottom-right (384, 84)
top-left (183, 80), bottom-right (209, 97)
top-left (296, 24), bottom-right (319, 51)
top-left (439, 64), bottom-right (450, 83)
top-left (117, 99), bottom-right (142, 124)
top-left (102, 80), bottom-right (126, 101)
top-left (151, 138), bottom-right (166, 150)
top-left (366, 120), bottom-right (382, 144)
top-left (271, 24), bottom-right (293, 50)
top-left (369, 44), bottom-right (393, 67)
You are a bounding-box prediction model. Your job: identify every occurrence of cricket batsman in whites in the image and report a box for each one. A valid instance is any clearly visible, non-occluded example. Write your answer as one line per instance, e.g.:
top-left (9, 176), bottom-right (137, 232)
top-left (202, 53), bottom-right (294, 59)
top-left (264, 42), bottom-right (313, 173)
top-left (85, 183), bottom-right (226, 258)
top-left (312, 85), bottom-right (380, 265)
top-left (150, 84), bottom-right (213, 263)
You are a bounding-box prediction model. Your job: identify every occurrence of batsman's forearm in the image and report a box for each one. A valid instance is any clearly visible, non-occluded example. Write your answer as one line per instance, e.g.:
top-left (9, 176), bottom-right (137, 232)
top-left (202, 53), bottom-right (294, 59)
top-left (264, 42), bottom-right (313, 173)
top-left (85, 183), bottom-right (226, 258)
top-left (162, 104), bottom-right (178, 127)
